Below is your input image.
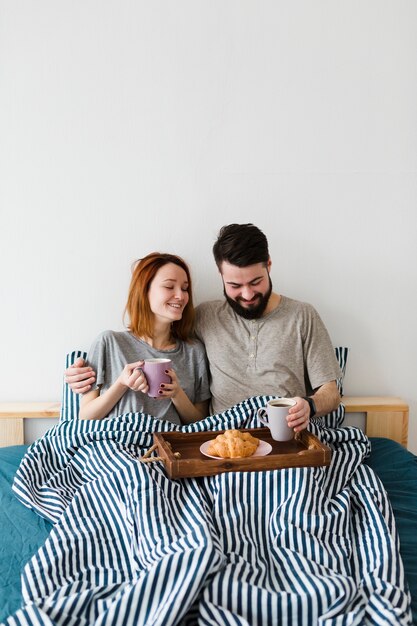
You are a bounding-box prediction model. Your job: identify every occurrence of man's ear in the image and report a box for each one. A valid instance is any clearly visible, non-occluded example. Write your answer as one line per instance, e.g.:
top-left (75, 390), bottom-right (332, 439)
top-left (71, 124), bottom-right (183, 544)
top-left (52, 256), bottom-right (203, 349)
top-left (267, 257), bottom-right (272, 273)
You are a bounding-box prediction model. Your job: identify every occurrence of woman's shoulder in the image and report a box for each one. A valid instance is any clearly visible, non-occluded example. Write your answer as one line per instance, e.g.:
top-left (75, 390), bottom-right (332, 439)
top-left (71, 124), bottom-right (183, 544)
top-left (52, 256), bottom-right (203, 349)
top-left (90, 329), bottom-right (130, 346)
top-left (180, 337), bottom-right (207, 357)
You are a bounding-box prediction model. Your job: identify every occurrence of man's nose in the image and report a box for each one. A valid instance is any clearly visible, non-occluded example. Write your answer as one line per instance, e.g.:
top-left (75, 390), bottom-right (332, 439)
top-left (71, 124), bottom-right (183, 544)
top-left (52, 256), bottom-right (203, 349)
top-left (241, 286), bottom-right (255, 301)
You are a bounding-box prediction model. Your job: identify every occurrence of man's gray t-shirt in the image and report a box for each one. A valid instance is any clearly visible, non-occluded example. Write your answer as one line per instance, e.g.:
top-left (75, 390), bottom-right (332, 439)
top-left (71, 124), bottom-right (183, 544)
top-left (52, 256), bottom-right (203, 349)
top-left (87, 331), bottom-right (210, 425)
top-left (195, 296), bottom-right (341, 415)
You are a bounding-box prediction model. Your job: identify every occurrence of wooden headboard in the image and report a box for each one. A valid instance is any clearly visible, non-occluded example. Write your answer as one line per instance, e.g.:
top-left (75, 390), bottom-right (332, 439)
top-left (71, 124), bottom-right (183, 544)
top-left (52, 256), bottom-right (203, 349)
top-left (0, 396), bottom-right (409, 448)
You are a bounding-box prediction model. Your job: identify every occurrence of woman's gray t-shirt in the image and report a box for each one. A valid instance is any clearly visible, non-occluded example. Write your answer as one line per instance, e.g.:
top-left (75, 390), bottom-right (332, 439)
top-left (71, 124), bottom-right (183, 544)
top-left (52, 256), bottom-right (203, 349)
top-left (87, 331), bottom-right (210, 424)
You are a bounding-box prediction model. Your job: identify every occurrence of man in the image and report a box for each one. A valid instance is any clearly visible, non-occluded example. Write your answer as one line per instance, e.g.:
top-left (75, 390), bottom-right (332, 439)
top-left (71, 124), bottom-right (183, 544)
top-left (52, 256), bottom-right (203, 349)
top-left (65, 223), bottom-right (341, 433)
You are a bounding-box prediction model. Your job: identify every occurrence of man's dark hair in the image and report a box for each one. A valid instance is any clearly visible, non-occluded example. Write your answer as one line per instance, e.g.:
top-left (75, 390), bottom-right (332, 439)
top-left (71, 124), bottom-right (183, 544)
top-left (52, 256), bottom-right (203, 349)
top-left (212, 223), bottom-right (270, 269)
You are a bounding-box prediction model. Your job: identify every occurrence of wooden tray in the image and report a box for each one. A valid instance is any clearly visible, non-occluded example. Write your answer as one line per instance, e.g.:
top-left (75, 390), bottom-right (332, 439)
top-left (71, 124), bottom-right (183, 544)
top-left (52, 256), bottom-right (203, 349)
top-left (152, 428), bottom-right (331, 479)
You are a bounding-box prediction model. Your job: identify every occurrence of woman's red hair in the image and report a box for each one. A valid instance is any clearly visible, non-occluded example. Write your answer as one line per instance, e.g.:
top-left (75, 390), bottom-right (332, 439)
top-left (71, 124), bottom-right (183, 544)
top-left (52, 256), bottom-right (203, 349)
top-left (124, 252), bottom-right (195, 341)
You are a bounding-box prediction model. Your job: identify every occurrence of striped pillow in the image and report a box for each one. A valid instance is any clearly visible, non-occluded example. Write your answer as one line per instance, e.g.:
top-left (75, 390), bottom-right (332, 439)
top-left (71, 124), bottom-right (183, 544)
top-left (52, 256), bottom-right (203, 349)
top-left (318, 346), bottom-right (349, 428)
top-left (60, 347), bottom-right (349, 425)
top-left (60, 350), bottom-right (87, 422)
top-left (334, 346), bottom-right (348, 395)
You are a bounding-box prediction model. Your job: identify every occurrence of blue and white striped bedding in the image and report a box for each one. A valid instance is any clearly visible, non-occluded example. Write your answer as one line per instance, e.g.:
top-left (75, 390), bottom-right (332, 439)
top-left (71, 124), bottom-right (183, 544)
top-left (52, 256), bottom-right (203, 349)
top-left (4, 397), bottom-right (412, 625)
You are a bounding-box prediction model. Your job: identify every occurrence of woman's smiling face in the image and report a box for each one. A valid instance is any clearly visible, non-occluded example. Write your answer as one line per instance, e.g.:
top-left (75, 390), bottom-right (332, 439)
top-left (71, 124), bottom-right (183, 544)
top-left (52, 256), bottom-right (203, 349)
top-left (147, 262), bottom-right (190, 325)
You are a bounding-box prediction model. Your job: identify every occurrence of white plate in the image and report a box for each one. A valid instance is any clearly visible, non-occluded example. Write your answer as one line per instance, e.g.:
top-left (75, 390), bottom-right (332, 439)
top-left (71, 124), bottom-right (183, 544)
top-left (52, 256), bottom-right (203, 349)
top-left (200, 439), bottom-right (272, 459)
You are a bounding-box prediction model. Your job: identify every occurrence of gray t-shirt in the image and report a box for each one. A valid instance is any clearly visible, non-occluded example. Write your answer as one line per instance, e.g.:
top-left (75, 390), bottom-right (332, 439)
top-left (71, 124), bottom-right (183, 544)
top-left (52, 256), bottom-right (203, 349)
top-left (87, 331), bottom-right (210, 425)
top-left (195, 296), bottom-right (341, 415)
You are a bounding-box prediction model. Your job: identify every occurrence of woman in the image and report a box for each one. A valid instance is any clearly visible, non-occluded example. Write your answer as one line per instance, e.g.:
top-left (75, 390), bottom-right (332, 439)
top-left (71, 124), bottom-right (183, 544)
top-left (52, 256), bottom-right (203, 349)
top-left (79, 252), bottom-right (210, 425)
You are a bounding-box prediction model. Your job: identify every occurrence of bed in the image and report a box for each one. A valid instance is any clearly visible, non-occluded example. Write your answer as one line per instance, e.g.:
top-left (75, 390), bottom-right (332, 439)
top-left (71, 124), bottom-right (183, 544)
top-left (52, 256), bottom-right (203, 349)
top-left (0, 350), bottom-right (416, 625)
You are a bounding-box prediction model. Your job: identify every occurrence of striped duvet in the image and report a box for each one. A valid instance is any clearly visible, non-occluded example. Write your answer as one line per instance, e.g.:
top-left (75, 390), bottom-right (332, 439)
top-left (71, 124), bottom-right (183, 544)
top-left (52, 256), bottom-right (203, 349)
top-left (4, 397), bottom-right (412, 625)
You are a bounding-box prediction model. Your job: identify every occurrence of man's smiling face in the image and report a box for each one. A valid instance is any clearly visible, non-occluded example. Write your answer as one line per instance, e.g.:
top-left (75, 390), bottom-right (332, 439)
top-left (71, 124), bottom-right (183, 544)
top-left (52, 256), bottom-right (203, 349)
top-left (220, 260), bottom-right (273, 320)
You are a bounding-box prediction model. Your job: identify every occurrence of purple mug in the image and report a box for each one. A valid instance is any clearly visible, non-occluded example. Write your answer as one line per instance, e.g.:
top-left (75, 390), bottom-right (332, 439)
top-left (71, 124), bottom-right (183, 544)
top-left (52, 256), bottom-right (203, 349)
top-left (141, 358), bottom-right (172, 398)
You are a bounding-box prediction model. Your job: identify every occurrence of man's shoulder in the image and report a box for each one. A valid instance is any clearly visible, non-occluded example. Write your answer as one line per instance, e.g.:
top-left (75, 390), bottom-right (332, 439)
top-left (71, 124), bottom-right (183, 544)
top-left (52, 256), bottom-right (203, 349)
top-left (279, 296), bottom-right (319, 316)
top-left (195, 299), bottom-right (226, 318)
top-left (196, 299), bottom-right (224, 311)
top-left (195, 300), bottom-right (229, 335)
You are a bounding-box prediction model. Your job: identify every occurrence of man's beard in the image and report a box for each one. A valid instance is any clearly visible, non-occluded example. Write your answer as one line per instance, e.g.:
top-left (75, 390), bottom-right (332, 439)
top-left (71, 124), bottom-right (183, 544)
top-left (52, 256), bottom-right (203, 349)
top-left (224, 276), bottom-right (273, 320)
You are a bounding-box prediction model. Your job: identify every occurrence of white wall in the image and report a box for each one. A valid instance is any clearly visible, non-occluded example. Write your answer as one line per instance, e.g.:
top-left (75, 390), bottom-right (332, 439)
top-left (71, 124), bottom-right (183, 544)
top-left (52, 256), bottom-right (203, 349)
top-left (1, 1), bottom-right (416, 451)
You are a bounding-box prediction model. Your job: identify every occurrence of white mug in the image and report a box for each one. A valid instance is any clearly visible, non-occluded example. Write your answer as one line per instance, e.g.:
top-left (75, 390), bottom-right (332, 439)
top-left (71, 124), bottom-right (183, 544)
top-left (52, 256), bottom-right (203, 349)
top-left (257, 398), bottom-right (296, 441)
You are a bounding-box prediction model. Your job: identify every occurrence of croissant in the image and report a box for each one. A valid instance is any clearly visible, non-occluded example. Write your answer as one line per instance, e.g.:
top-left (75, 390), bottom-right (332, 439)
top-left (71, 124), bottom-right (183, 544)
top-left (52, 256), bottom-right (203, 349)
top-left (207, 429), bottom-right (259, 458)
